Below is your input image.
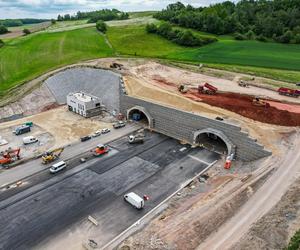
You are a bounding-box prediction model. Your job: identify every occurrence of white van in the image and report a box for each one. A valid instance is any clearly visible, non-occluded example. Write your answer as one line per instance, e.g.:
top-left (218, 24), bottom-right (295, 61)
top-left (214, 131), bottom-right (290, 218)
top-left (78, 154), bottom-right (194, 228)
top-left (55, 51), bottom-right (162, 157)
top-left (49, 161), bottom-right (66, 174)
top-left (124, 192), bottom-right (144, 209)
top-left (23, 136), bottom-right (38, 145)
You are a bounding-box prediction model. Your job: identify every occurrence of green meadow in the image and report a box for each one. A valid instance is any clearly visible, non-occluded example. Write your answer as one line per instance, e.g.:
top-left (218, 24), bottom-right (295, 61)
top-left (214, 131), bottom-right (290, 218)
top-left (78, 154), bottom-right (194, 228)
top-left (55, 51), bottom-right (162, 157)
top-left (0, 27), bottom-right (113, 94)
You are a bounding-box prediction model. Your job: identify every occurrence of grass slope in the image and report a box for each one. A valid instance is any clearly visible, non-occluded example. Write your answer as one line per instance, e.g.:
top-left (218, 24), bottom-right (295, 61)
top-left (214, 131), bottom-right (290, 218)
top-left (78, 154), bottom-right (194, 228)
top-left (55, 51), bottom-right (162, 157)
top-left (107, 25), bottom-right (300, 81)
top-left (0, 27), bottom-right (113, 94)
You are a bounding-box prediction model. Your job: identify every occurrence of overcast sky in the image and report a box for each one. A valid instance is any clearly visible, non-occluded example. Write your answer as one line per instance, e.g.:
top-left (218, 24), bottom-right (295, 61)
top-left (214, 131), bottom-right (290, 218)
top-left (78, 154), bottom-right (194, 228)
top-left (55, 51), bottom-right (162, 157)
top-left (0, 0), bottom-right (233, 19)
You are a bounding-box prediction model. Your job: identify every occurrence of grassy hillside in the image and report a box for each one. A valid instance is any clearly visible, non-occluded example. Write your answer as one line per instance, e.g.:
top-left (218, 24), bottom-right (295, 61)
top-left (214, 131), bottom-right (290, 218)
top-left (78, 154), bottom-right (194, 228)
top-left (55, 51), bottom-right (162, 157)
top-left (107, 25), bottom-right (300, 81)
top-left (0, 27), bottom-right (113, 94)
top-left (107, 25), bottom-right (300, 71)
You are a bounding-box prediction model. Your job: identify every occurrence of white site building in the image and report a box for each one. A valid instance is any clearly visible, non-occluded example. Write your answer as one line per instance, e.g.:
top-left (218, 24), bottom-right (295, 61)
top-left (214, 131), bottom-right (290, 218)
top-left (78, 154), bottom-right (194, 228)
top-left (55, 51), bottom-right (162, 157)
top-left (67, 92), bottom-right (102, 118)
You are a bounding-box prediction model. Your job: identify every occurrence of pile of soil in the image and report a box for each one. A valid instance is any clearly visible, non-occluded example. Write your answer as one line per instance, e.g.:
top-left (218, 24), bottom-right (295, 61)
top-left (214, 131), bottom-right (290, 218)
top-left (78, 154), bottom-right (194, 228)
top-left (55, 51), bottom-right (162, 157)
top-left (41, 103), bottom-right (60, 112)
top-left (186, 90), bottom-right (300, 126)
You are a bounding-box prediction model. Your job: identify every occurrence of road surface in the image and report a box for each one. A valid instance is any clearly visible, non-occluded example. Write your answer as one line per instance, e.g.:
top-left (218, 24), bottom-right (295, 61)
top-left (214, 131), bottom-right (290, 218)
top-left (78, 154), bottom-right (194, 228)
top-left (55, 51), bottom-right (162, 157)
top-left (0, 124), bottom-right (140, 187)
top-left (0, 131), bottom-right (219, 250)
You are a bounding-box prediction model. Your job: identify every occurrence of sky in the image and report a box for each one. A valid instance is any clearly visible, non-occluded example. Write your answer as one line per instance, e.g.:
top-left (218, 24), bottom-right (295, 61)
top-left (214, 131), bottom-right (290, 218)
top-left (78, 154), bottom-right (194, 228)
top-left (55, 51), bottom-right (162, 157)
top-left (0, 0), bottom-right (233, 19)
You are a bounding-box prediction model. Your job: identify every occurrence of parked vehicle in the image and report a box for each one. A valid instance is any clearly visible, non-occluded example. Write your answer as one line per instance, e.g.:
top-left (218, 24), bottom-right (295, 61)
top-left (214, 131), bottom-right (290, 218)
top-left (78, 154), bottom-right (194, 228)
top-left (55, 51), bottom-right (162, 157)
top-left (92, 131), bottom-right (102, 137)
top-left (23, 136), bottom-right (38, 145)
top-left (113, 121), bottom-right (126, 129)
top-left (296, 82), bottom-right (300, 87)
top-left (278, 87), bottom-right (300, 98)
top-left (124, 192), bottom-right (144, 209)
top-left (81, 135), bottom-right (91, 142)
top-left (101, 128), bottom-right (110, 134)
top-left (14, 125), bottom-right (31, 135)
top-left (49, 161), bottom-right (66, 174)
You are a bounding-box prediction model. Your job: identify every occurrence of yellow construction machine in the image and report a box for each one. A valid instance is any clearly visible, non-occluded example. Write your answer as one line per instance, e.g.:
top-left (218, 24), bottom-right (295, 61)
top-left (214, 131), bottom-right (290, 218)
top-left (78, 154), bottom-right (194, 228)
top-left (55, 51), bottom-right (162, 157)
top-left (42, 148), bottom-right (64, 164)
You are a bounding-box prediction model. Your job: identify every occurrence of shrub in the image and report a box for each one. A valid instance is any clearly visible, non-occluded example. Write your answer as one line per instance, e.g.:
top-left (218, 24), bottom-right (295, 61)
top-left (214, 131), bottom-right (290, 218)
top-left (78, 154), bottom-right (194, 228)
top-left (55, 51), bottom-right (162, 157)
top-left (245, 30), bottom-right (256, 40)
top-left (276, 30), bottom-right (293, 43)
top-left (146, 23), bottom-right (157, 33)
top-left (23, 29), bottom-right (31, 35)
top-left (286, 229), bottom-right (300, 250)
top-left (0, 25), bottom-right (8, 34)
top-left (256, 34), bottom-right (267, 42)
top-left (295, 34), bottom-right (300, 44)
top-left (144, 23), bottom-right (216, 47)
top-left (0, 39), bottom-right (4, 48)
top-left (234, 32), bottom-right (247, 40)
top-left (96, 20), bottom-right (107, 33)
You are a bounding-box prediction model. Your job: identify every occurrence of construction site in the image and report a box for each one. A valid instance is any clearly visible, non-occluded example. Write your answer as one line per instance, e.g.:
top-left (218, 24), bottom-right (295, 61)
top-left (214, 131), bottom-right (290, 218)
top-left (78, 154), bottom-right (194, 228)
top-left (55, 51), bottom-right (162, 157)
top-left (0, 58), bottom-right (299, 250)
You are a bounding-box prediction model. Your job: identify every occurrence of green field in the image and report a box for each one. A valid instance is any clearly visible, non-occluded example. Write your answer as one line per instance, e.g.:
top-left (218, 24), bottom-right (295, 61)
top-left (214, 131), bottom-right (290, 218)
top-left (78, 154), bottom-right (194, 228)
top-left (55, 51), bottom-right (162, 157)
top-left (1, 21), bottom-right (300, 96)
top-left (0, 27), bottom-right (113, 94)
top-left (107, 25), bottom-right (300, 71)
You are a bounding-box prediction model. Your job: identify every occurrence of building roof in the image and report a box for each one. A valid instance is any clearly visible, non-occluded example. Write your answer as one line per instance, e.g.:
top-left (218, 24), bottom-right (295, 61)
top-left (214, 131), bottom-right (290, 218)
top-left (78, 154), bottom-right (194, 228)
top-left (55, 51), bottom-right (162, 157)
top-left (69, 92), bottom-right (99, 103)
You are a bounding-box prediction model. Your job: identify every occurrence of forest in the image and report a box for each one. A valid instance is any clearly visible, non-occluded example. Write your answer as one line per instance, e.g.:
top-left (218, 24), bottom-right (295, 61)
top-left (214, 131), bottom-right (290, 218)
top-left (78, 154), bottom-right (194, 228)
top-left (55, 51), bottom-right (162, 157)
top-left (154, 0), bottom-right (300, 44)
top-left (57, 9), bottom-right (129, 23)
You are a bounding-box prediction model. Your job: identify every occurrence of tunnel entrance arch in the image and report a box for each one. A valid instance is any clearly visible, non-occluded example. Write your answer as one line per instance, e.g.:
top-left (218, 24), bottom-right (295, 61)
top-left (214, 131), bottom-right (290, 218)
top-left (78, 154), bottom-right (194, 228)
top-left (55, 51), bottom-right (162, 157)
top-left (127, 106), bottom-right (153, 128)
top-left (193, 128), bottom-right (235, 157)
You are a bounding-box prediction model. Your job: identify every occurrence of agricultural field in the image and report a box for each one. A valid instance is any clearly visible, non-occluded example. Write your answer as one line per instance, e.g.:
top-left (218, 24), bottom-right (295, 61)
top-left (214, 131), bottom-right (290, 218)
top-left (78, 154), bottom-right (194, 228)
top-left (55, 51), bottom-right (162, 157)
top-left (0, 21), bottom-right (51, 40)
top-left (0, 27), bottom-right (113, 95)
top-left (107, 24), bottom-right (300, 72)
top-left (1, 20), bottom-right (300, 96)
top-left (45, 19), bottom-right (94, 33)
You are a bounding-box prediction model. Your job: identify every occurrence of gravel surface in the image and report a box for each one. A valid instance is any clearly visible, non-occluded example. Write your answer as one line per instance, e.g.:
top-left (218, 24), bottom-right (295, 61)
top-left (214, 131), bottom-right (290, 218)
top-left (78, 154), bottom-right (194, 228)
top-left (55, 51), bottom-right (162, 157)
top-left (46, 67), bottom-right (121, 112)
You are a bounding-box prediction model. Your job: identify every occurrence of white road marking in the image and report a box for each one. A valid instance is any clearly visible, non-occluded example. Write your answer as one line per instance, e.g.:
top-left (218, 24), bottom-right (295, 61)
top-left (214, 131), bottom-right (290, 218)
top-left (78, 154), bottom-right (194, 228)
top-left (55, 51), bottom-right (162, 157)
top-left (188, 154), bottom-right (211, 165)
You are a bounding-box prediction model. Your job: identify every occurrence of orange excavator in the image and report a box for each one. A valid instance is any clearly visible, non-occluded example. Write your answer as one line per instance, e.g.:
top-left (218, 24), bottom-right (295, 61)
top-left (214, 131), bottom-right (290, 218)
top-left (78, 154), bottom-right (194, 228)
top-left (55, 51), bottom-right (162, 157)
top-left (0, 148), bottom-right (21, 167)
top-left (93, 144), bottom-right (110, 157)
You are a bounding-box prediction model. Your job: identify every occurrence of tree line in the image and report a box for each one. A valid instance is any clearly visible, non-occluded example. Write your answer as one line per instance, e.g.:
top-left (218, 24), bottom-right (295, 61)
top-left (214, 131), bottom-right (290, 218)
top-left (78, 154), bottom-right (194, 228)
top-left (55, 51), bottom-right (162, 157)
top-left (57, 9), bottom-right (129, 23)
top-left (0, 19), bottom-right (48, 27)
top-left (154, 0), bottom-right (300, 44)
top-left (146, 23), bottom-right (217, 47)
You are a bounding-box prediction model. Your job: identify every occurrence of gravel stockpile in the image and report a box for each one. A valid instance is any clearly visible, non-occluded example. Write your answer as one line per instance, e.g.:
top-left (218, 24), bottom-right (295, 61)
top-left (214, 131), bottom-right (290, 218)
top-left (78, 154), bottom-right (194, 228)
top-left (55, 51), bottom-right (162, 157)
top-left (46, 67), bottom-right (121, 112)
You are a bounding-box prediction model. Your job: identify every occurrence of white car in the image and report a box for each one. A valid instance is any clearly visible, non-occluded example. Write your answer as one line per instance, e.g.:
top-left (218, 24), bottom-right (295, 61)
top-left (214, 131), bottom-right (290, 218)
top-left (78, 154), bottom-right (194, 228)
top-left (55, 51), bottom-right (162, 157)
top-left (101, 128), bottom-right (110, 134)
top-left (92, 131), bottom-right (102, 137)
top-left (23, 136), bottom-right (38, 145)
top-left (49, 161), bottom-right (66, 174)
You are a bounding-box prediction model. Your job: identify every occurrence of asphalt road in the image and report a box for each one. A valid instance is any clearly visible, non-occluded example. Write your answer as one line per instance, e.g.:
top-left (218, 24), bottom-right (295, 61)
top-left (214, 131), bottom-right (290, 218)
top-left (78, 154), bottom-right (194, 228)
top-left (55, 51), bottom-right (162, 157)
top-left (0, 124), bottom-right (140, 187)
top-left (0, 131), bottom-right (219, 250)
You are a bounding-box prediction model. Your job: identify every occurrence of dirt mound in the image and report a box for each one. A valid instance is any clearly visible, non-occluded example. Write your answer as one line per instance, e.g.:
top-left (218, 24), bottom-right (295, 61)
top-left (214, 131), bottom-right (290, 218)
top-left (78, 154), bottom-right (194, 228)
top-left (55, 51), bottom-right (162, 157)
top-left (41, 103), bottom-right (60, 112)
top-left (185, 90), bottom-right (300, 126)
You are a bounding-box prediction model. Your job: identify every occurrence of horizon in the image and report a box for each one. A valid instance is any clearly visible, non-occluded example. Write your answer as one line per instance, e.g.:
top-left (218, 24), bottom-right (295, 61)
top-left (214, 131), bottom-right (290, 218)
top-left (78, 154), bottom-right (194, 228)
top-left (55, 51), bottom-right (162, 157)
top-left (0, 0), bottom-right (236, 19)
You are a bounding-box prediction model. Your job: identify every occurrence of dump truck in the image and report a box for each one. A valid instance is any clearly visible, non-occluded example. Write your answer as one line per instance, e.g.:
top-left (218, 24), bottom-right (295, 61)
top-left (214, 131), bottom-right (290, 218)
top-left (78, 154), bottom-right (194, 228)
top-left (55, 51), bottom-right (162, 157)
top-left (128, 133), bottom-right (144, 144)
top-left (198, 83), bottom-right (218, 95)
top-left (93, 144), bottom-right (109, 157)
top-left (278, 87), bottom-right (300, 98)
top-left (0, 148), bottom-right (21, 167)
top-left (42, 148), bottom-right (64, 164)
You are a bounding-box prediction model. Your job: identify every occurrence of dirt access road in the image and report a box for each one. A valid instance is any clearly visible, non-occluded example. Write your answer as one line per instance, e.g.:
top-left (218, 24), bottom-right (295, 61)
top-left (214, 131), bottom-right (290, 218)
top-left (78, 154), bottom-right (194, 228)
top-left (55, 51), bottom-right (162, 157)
top-left (198, 130), bottom-right (300, 250)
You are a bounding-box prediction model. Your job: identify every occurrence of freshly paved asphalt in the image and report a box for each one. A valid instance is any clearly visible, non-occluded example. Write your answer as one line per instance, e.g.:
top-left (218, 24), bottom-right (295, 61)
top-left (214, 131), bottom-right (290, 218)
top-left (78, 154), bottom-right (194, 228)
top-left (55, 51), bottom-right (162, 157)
top-left (0, 131), bottom-right (220, 250)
